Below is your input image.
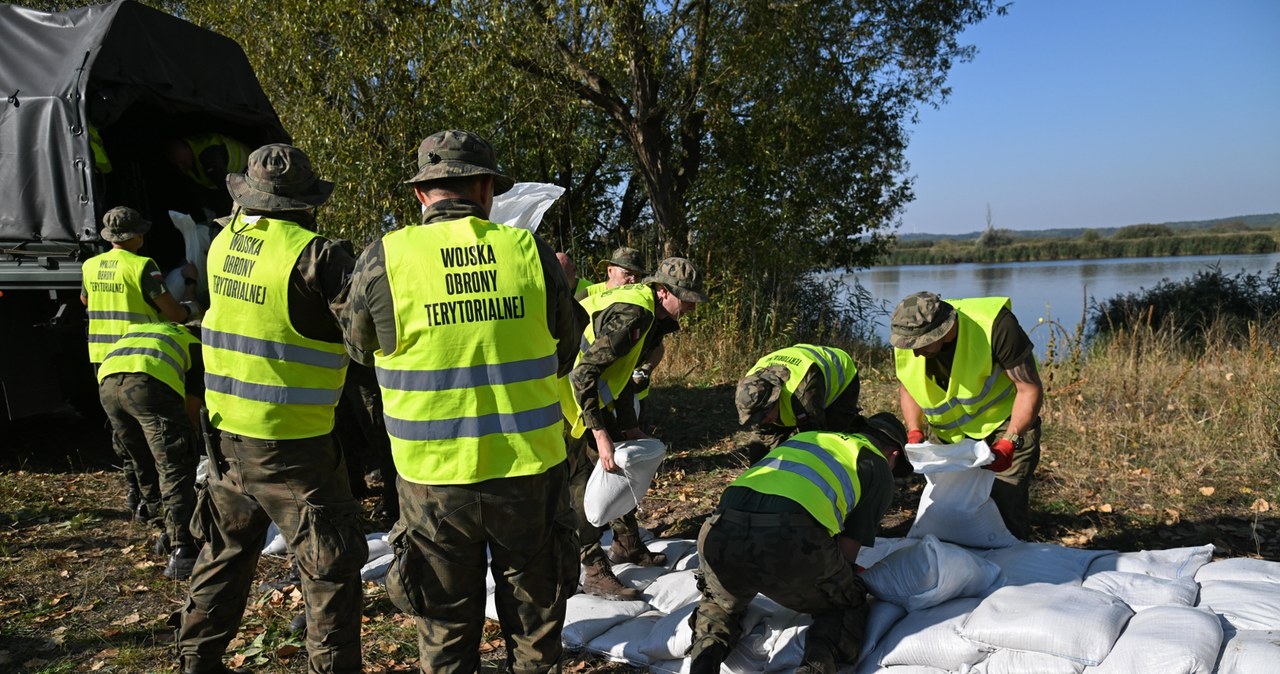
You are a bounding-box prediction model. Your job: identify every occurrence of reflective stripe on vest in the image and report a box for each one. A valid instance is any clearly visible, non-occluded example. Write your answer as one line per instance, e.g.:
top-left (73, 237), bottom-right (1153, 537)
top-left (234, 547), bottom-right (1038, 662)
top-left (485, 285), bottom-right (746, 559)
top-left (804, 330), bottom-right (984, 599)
top-left (83, 249), bottom-right (162, 363)
top-left (746, 344), bottom-right (857, 427)
top-left (376, 218), bottom-right (564, 485)
top-left (894, 297), bottom-right (1017, 442)
top-left (97, 322), bottom-right (198, 396)
top-left (557, 283), bottom-right (655, 439)
top-left (730, 431), bottom-right (883, 537)
top-left (203, 215), bottom-right (348, 439)
top-left (182, 133), bottom-right (250, 189)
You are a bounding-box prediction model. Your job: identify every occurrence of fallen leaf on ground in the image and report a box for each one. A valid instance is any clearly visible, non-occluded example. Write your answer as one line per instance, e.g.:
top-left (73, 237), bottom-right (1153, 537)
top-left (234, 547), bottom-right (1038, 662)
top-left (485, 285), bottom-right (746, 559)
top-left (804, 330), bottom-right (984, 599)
top-left (1199, 486), bottom-right (1216, 496)
top-left (112, 612), bottom-right (142, 626)
top-left (1252, 498), bottom-right (1271, 513)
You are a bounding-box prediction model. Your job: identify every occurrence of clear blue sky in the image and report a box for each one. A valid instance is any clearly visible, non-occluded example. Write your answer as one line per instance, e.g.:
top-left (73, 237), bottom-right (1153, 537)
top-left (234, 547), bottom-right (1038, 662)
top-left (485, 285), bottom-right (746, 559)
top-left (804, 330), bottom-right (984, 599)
top-left (901, 0), bottom-right (1280, 235)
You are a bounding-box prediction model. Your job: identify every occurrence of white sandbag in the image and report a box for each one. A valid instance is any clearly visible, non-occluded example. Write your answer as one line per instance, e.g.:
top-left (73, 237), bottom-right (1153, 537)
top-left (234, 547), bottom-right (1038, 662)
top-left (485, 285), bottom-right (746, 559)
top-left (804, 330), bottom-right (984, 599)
top-left (488, 182), bottom-right (565, 233)
top-left (675, 551), bottom-right (701, 570)
top-left (645, 569), bottom-right (703, 614)
top-left (262, 522), bottom-right (287, 556)
top-left (864, 667), bottom-right (949, 674)
top-left (982, 542), bottom-right (1109, 587)
top-left (958, 584), bottom-right (1133, 666)
top-left (586, 610), bottom-right (664, 664)
top-left (853, 600), bottom-right (908, 669)
top-left (870, 596), bottom-right (988, 670)
top-left (649, 657), bottom-right (690, 674)
top-left (365, 532), bottom-right (390, 562)
top-left (641, 603), bottom-right (697, 661)
top-left (167, 210), bottom-right (211, 296)
top-left (1081, 570), bottom-right (1200, 610)
top-left (1195, 557), bottom-right (1280, 584)
top-left (855, 537), bottom-right (918, 569)
top-left (904, 439), bottom-right (991, 473)
top-left (971, 649), bottom-right (1083, 674)
top-left (1084, 606), bottom-right (1221, 674)
top-left (561, 594), bottom-right (650, 648)
top-left (861, 535), bottom-right (1001, 611)
top-left (1085, 544), bottom-right (1214, 580)
top-left (648, 538), bottom-right (698, 570)
top-left (761, 611), bottom-right (810, 672)
top-left (909, 467), bottom-right (1019, 549)
top-left (1197, 579), bottom-right (1280, 631)
top-left (1215, 629), bottom-right (1280, 673)
top-left (615, 562), bottom-right (669, 591)
top-left (584, 439), bottom-right (667, 526)
top-left (361, 553), bottom-right (394, 583)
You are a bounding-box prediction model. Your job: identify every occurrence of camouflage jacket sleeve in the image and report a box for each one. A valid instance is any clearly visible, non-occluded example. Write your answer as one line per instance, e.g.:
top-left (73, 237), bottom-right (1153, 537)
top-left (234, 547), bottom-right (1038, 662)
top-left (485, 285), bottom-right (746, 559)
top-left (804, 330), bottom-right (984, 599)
top-left (340, 239), bottom-right (395, 366)
top-left (742, 426), bottom-right (789, 466)
top-left (570, 302), bottom-right (652, 431)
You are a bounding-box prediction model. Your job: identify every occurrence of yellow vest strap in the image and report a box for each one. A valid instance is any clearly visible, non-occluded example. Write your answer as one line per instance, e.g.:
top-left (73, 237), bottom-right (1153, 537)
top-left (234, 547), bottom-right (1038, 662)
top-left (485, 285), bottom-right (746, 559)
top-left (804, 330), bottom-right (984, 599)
top-left (205, 374), bottom-right (343, 406)
top-left (918, 368), bottom-right (1012, 421)
top-left (104, 347), bottom-right (187, 382)
top-left (203, 328), bottom-right (348, 370)
top-left (385, 401), bottom-right (563, 441)
top-left (795, 344), bottom-right (852, 403)
top-left (376, 354), bottom-right (557, 391)
top-left (751, 455), bottom-right (846, 528)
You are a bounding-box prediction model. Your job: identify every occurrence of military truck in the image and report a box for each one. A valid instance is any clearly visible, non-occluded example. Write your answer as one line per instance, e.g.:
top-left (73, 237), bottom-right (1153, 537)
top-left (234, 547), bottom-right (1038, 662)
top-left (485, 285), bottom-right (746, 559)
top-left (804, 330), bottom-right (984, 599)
top-left (0, 0), bottom-right (288, 420)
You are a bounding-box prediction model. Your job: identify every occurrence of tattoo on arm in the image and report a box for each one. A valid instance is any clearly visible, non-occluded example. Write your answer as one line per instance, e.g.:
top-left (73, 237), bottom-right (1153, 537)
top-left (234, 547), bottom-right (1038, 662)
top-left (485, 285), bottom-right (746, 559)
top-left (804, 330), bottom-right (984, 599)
top-left (1007, 359), bottom-right (1041, 385)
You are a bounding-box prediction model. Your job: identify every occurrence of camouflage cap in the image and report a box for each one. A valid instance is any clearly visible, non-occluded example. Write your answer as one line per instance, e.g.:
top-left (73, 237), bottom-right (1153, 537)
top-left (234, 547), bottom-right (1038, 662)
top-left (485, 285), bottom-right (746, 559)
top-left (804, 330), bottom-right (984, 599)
top-left (226, 144), bottom-right (334, 212)
top-left (735, 370), bottom-right (784, 426)
top-left (889, 291), bottom-right (956, 350)
top-left (863, 411), bottom-right (907, 450)
top-left (642, 256), bottom-right (709, 303)
top-left (595, 246), bottom-right (648, 275)
top-left (403, 129), bottom-right (514, 195)
top-left (100, 206), bottom-right (151, 242)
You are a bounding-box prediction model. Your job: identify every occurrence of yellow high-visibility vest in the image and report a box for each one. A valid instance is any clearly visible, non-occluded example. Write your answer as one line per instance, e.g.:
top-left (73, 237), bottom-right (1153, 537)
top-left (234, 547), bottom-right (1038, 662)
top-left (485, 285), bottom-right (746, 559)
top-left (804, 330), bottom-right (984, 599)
top-left (83, 249), bottom-right (162, 363)
top-left (203, 215), bottom-right (348, 439)
top-left (895, 297), bottom-right (1017, 442)
top-left (558, 284), bottom-right (655, 438)
top-left (98, 322), bottom-right (199, 397)
top-left (745, 344), bottom-right (857, 426)
top-left (732, 431), bottom-right (883, 537)
top-left (181, 133), bottom-right (250, 189)
top-left (376, 218), bottom-right (564, 485)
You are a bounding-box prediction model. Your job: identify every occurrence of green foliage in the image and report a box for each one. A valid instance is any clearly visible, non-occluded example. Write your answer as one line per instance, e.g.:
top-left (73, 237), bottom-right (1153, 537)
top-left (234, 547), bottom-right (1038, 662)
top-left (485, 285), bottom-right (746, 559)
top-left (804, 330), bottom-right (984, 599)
top-left (1112, 223), bottom-right (1173, 239)
top-left (1089, 263), bottom-right (1280, 345)
top-left (887, 231), bottom-right (1279, 265)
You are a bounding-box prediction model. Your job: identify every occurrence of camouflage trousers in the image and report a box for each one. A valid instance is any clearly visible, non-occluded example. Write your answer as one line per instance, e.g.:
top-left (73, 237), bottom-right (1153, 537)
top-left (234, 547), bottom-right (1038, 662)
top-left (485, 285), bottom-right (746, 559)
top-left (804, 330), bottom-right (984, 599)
top-left (565, 432), bottom-right (644, 566)
top-left (176, 432), bottom-right (367, 674)
top-left (98, 373), bottom-right (197, 545)
top-left (690, 509), bottom-right (871, 667)
top-left (386, 462), bottom-right (578, 674)
top-left (987, 417), bottom-right (1042, 540)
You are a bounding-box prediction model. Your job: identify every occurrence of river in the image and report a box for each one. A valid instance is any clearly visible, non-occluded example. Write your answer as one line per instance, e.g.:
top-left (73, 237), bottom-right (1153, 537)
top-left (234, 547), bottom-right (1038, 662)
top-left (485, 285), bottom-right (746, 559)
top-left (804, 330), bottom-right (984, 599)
top-left (839, 252), bottom-right (1280, 355)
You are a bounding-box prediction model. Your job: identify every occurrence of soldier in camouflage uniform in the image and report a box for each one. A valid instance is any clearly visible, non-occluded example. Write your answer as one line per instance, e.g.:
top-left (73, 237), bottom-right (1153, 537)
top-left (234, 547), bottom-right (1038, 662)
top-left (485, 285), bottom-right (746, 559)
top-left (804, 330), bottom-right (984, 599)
top-left (735, 344), bottom-right (864, 465)
top-left (889, 291), bottom-right (1044, 539)
top-left (562, 258), bottom-right (709, 600)
top-left (342, 130), bottom-right (580, 674)
top-left (574, 246), bottom-right (648, 300)
top-left (688, 413), bottom-right (906, 674)
top-left (98, 321), bottom-right (204, 579)
top-left (176, 145), bottom-right (365, 674)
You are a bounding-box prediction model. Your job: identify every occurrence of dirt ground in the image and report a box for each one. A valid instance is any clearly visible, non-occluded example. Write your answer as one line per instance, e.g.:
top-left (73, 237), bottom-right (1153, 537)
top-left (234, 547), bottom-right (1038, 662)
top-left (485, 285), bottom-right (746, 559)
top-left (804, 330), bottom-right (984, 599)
top-left (2, 383), bottom-right (1275, 673)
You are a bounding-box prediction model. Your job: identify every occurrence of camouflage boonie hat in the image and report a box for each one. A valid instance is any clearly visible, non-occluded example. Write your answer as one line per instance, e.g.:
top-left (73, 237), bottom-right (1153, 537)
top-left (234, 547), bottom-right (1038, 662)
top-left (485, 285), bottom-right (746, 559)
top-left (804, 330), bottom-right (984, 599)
top-left (889, 291), bottom-right (956, 350)
top-left (100, 206), bottom-right (151, 242)
top-left (595, 246), bottom-right (648, 275)
top-left (642, 257), bottom-right (709, 303)
top-left (864, 411), bottom-right (907, 450)
top-left (226, 144), bottom-right (334, 211)
top-left (735, 370), bottom-right (785, 426)
top-left (403, 129), bottom-right (514, 195)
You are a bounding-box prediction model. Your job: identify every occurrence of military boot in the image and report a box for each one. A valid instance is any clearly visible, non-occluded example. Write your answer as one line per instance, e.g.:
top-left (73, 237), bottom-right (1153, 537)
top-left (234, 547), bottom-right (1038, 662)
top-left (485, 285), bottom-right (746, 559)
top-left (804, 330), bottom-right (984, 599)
top-left (607, 531), bottom-right (667, 567)
top-left (689, 642), bottom-right (729, 674)
top-left (164, 545), bottom-right (199, 580)
top-left (582, 560), bottom-right (641, 601)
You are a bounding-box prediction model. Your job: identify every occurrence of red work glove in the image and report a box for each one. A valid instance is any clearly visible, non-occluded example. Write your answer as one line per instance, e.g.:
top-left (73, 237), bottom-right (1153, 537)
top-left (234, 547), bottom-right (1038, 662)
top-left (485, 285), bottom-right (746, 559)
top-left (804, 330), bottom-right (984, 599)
top-left (986, 438), bottom-right (1015, 473)
top-left (906, 429), bottom-right (926, 445)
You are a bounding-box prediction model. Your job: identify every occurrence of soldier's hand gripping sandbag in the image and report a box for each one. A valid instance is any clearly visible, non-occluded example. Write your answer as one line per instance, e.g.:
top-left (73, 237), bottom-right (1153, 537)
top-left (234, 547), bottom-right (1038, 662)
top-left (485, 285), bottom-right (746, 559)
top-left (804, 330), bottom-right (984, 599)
top-left (585, 438), bottom-right (667, 526)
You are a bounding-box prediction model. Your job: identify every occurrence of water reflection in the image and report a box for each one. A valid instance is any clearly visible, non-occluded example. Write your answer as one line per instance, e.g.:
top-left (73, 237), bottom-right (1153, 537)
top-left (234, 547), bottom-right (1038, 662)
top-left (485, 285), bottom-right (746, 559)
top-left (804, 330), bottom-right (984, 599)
top-left (851, 253), bottom-right (1280, 356)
